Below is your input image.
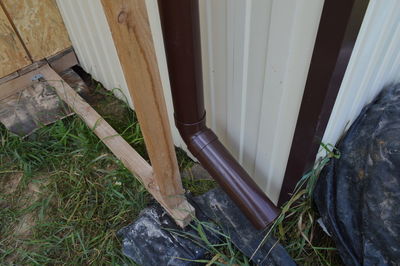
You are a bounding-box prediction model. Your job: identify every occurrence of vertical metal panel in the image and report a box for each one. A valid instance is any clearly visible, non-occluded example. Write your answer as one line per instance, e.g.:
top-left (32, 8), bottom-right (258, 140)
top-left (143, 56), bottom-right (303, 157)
top-left (323, 0), bottom-right (400, 148)
top-left (56, 0), bottom-right (324, 203)
top-left (200, 0), bottom-right (324, 203)
top-left (56, 0), bottom-right (133, 107)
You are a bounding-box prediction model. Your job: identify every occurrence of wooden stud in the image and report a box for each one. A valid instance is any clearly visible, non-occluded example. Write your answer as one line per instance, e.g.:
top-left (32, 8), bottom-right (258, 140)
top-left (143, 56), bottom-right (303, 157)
top-left (101, 0), bottom-right (191, 211)
top-left (39, 65), bottom-right (194, 227)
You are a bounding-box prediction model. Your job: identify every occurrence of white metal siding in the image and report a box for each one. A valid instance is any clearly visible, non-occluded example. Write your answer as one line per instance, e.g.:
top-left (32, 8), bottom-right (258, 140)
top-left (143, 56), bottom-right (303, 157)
top-left (199, 0), bottom-right (323, 202)
top-left (56, 0), bottom-right (133, 107)
top-left (56, 0), bottom-right (324, 203)
top-left (56, 0), bottom-right (187, 153)
top-left (323, 0), bottom-right (400, 148)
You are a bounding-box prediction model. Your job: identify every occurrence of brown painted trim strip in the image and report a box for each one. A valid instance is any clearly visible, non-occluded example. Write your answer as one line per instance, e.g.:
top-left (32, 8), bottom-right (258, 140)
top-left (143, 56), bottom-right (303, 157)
top-left (278, 0), bottom-right (370, 206)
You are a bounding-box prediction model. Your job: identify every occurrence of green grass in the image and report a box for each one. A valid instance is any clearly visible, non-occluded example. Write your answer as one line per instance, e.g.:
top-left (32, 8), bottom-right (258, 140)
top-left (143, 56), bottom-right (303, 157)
top-left (0, 77), bottom-right (341, 265)
top-left (254, 144), bottom-right (343, 266)
top-left (0, 115), bottom-right (147, 265)
top-left (0, 81), bottom-right (187, 265)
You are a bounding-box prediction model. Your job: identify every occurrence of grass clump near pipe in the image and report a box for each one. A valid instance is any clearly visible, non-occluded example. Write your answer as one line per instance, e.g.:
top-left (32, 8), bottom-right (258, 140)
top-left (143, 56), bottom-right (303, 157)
top-left (252, 143), bottom-right (342, 265)
top-left (168, 144), bottom-right (343, 265)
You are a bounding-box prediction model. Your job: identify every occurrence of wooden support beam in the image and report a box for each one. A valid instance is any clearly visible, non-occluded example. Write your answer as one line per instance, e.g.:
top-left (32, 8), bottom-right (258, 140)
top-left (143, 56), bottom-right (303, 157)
top-left (39, 65), bottom-right (193, 227)
top-left (101, 0), bottom-right (191, 211)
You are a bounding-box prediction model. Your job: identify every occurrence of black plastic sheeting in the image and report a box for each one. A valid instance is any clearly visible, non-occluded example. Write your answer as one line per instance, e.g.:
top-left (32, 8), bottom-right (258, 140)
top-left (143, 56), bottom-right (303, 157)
top-left (118, 203), bottom-right (220, 265)
top-left (314, 84), bottom-right (400, 265)
top-left (119, 188), bottom-right (295, 265)
top-left (194, 189), bottom-right (295, 266)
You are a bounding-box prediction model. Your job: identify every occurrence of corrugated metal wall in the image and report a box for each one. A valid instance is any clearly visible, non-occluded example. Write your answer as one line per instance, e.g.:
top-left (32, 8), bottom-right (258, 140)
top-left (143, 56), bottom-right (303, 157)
top-left (56, 0), bottom-right (186, 156)
top-left (322, 0), bottom-right (400, 148)
top-left (56, 0), bottom-right (133, 107)
top-left (199, 0), bottom-right (323, 202)
top-left (56, 0), bottom-right (324, 203)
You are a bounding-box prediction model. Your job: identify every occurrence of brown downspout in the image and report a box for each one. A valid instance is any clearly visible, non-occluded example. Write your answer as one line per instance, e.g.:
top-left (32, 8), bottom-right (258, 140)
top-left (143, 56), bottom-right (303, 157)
top-left (158, 0), bottom-right (279, 229)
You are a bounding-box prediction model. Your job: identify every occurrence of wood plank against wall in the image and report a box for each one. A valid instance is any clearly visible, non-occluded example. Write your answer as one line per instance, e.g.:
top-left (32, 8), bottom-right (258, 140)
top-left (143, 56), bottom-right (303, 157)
top-left (0, 6), bottom-right (30, 77)
top-left (2, 0), bottom-right (71, 61)
top-left (101, 0), bottom-right (189, 209)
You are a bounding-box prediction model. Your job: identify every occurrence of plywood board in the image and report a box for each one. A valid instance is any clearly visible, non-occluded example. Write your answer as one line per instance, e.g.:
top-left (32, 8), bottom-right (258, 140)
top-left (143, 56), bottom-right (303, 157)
top-left (2, 0), bottom-right (71, 61)
top-left (0, 7), bottom-right (31, 77)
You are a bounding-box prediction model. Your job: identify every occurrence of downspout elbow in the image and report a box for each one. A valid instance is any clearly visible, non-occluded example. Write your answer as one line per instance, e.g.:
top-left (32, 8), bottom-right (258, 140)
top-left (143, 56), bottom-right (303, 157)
top-left (176, 116), bottom-right (280, 229)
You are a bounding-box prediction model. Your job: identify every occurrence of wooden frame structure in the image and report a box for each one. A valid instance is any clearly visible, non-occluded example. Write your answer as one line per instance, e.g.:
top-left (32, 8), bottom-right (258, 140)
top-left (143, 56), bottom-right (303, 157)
top-left (0, 0), bottom-right (194, 227)
top-left (0, 63), bottom-right (194, 227)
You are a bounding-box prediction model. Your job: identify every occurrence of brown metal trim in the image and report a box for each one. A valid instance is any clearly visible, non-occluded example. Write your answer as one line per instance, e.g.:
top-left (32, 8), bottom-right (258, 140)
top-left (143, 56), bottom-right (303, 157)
top-left (278, 0), bottom-right (370, 206)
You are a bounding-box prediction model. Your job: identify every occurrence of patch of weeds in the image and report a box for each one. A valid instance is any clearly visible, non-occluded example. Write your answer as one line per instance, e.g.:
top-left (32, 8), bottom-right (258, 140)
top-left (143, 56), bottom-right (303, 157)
top-left (0, 112), bottom-right (148, 264)
top-left (176, 147), bottom-right (195, 170)
top-left (182, 178), bottom-right (216, 197)
top-left (255, 143), bottom-right (342, 266)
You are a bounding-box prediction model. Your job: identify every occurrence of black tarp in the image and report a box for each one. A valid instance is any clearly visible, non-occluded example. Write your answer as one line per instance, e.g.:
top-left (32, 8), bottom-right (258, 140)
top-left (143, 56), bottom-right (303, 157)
top-left (314, 84), bottom-right (400, 265)
top-left (119, 188), bottom-right (295, 265)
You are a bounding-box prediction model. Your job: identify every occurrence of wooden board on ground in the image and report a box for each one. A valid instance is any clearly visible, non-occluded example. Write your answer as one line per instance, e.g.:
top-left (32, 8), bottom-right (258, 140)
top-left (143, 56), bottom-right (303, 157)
top-left (0, 72), bottom-right (73, 137)
top-left (0, 6), bottom-right (31, 77)
top-left (2, 0), bottom-right (71, 61)
top-left (47, 48), bottom-right (78, 74)
top-left (0, 48), bottom-right (78, 96)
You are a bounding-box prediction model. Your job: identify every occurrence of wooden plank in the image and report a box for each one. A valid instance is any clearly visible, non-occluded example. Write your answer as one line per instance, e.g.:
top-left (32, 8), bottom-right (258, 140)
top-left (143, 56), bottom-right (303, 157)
top-left (39, 65), bottom-right (193, 227)
top-left (101, 0), bottom-right (190, 210)
top-left (0, 67), bottom-right (44, 100)
top-left (17, 59), bottom-right (47, 76)
top-left (0, 6), bottom-right (31, 78)
top-left (47, 48), bottom-right (78, 74)
top-left (0, 71), bottom-right (19, 85)
top-left (2, 0), bottom-right (71, 61)
top-left (0, 72), bottom-right (74, 137)
top-left (0, 48), bottom-right (78, 97)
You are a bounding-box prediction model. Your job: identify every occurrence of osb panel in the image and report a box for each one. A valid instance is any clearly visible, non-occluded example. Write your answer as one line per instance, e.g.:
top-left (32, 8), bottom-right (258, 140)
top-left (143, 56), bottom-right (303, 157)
top-left (3, 0), bottom-right (71, 61)
top-left (0, 7), bottom-right (30, 78)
